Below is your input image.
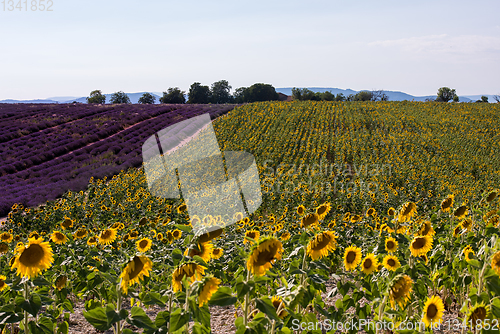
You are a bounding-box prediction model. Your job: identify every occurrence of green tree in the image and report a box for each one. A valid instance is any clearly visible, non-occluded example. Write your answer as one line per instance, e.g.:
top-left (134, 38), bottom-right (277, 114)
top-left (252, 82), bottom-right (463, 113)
top-left (110, 91), bottom-right (131, 104)
top-left (86, 90), bottom-right (106, 104)
top-left (138, 92), bottom-right (156, 104)
top-left (211, 80), bottom-right (232, 104)
top-left (354, 91), bottom-right (373, 101)
top-left (436, 87), bottom-right (458, 102)
top-left (335, 93), bottom-right (346, 102)
top-left (371, 90), bottom-right (389, 101)
top-left (159, 88), bottom-right (186, 104)
top-left (244, 83), bottom-right (279, 102)
top-left (188, 82), bottom-right (211, 104)
top-left (233, 87), bottom-right (248, 103)
top-left (321, 91), bottom-right (335, 101)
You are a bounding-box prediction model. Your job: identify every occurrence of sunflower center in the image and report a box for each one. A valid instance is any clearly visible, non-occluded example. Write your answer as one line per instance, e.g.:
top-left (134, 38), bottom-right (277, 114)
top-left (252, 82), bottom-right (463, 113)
top-left (346, 251), bottom-right (356, 263)
top-left (129, 256), bottom-right (145, 280)
top-left (55, 232), bottom-right (64, 240)
top-left (363, 258), bottom-right (373, 269)
top-left (317, 206), bottom-right (327, 215)
top-left (442, 199), bottom-right (452, 209)
top-left (474, 307), bottom-right (486, 320)
top-left (139, 240), bottom-right (148, 248)
top-left (255, 245), bottom-right (279, 266)
top-left (427, 304), bottom-right (438, 318)
top-left (102, 230), bottom-right (112, 239)
top-left (312, 234), bottom-right (332, 251)
top-left (19, 244), bottom-right (44, 266)
top-left (387, 241), bottom-right (395, 249)
top-left (388, 259), bottom-right (396, 266)
top-left (413, 238), bottom-right (425, 249)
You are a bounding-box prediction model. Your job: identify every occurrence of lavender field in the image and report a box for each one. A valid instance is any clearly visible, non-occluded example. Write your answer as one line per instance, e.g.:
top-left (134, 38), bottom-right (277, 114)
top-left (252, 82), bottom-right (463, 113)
top-left (0, 103), bottom-right (236, 216)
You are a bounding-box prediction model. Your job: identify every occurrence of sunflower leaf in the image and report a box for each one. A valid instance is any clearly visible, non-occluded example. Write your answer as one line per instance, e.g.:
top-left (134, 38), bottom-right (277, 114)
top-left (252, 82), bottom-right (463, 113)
top-left (128, 306), bottom-right (157, 333)
top-left (208, 286), bottom-right (237, 306)
top-left (83, 307), bottom-right (112, 331)
top-left (255, 297), bottom-right (279, 321)
top-left (169, 308), bottom-right (189, 332)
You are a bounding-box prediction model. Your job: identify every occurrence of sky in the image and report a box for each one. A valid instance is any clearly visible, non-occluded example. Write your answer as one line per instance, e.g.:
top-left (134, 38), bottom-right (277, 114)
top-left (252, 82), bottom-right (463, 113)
top-left (0, 0), bottom-right (499, 100)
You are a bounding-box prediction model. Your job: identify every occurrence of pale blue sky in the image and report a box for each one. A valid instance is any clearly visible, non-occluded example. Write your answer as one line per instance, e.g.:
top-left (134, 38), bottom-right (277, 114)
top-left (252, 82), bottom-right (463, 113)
top-left (0, 0), bottom-right (499, 100)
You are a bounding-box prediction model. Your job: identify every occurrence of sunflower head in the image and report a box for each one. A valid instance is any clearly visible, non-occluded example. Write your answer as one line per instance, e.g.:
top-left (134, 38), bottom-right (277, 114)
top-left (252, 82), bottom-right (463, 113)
top-left (99, 228), bottom-right (117, 245)
top-left (172, 262), bottom-right (206, 292)
top-left (387, 208), bottom-right (395, 216)
top-left (422, 295), bottom-right (445, 328)
top-left (271, 296), bottom-right (288, 319)
top-left (172, 229), bottom-right (182, 240)
top-left (297, 205), bottom-right (306, 216)
top-left (198, 276), bottom-right (221, 307)
top-left (440, 195), bottom-right (454, 212)
top-left (136, 238), bottom-right (153, 253)
top-left (55, 275), bottom-right (67, 291)
top-left (491, 251), bottom-right (500, 276)
top-left (197, 228), bottom-right (223, 244)
top-left (87, 236), bottom-right (98, 246)
top-left (398, 202), bottom-right (417, 222)
top-left (0, 232), bottom-right (13, 243)
top-left (467, 303), bottom-right (490, 328)
top-left (0, 275), bottom-right (8, 291)
top-left (385, 237), bottom-right (398, 253)
top-left (61, 218), bottom-right (74, 230)
top-left (453, 224), bottom-right (463, 238)
top-left (212, 247), bottom-right (223, 259)
top-left (185, 242), bottom-right (213, 262)
top-left (280, 232), bottom-right (291, 241)
top-left (343, 246), bottom-right (362, 271)
top-left (463, 246), bottom-right (475, 262)
top-left (361, 254), bottom-right (379, 275)
top-left (382, 255), bottom-right (401, 271)
top-left (0, 243), bottom-right (8, 255)
top-left (306, 231), bottom-right (337, 261)
top-left (453, 205), bottom-right (468, 219)
top-left (315, 202), bottom-right (331, 220)
top-left (11, 237), bottom-right (54, 279)
top-left (389, 274), bottom-right (413, 309)
top-left (409, 235), bottom-right (433, 257)
top-left (366, 208), bottom-right (376, 217)
top-left (486, 190), bottom-right (498, 203)
top-left (51, 231), bottom-right (67, 245)
top-left (120, 255), bottom-right (153, 294)
top-left (244, 230), bottom-right (260, 244)
top-left (461, 218), bottom-right (473, 231)
top-left (247, 237), bottom-right (284, 277)
top-left (177, 204), bottom-right (187, 214)
top-left (74, 229), bottom-right (88, 240)
top-left (417, 220), bottom-right (435, 237)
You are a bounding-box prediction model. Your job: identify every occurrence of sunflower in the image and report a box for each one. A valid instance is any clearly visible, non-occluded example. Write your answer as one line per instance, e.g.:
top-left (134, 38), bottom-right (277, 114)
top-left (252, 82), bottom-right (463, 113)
top-left (280, 231), bottom-right (291, 241)
top-left (244, 230), bottom-right (260, 244)
top-left (0, 232), bottom-right (13, 243)
top-left (198, 228), bottom-right (223, 243)
top-left (61, 218), bottom-right (74, 230)
top-left (128, 230), bottom-right (139, 240)
top-left (136, 238), bottom-right (153, 253)
top-left (87, 236), bottom-right (98, 246)
top-left (301, 213), bottom-right (319, 228)
top-left (491, 251), bottom-right (500, 276)
top-left (417, 221), bottom-right (435, 237)
top-left (397, 202), bottom-right (417, 222)
top-left (409, 235), bottom-right (433, 257)
top-left (0, 275), bottom-right (7, 291)
top-left (422, 295), bottom-right (445, 328)
top-left (440, 195), bottom-right (454, 212)
top-left (51, 231), bottom-right (67, 245)
top-left (387, 207), bottom-right (395, 216)
top-left (385, 237), bottom-right (398, 253)
top-left (461, 218), bottom-right (473, 232)
top-left (463, 247), bottom-right (474, 262)
top-left (467, 303), bottom-right (490, 328)
top-left (74, 229), bottom-right (88, 239)
top-left (185, 242), bottom-right (213, 262)
top-left (389, 274), bottom-right (413, 309)
top-left (198, 276), bottom-right (220, 307)
top-left (271, 296), bottom-right (288, 319)
top-left (343, 246), bottom-right (362, 271)
top-left (486, 190), bottom-right (498, 203)
top-left (247, 237), bottom-right (284, 277)
top-left (453, 224), bottom-right (463, 238)
top-left (361, 254), bottom-right (379, 275)
top-left (10, 237), bottom-right (54, 279)
top-left (0, 243), bottom-right (8, 255)
top-left (28, 231), bottom-right (40, 240)
top-left (382, 255), bottom-right (401, 271)
top-left (98, 228), bottom-right (117, 245)
top-left (177, 204), bottom-right (187, 214)
top-left (350, 215), bottom-right (361, 223)
top-left (55, 275), bottom-right (67, 291)
top-left (138, 217), bottom-right (148, 226)
top-left (166, 231), bottom-right (174, 244)
top-left (156, 233), bottom-right (163, 241)
top-left (212, 248), bottom-right (223, 259)
top-left (488, 215), bottom-right (500, 227)
top-left (315, 202), bottom-right (331, 220)
top-left (297, 205), bottom-right (306, 216)
top-left (306, 231), bottom-right (337, 261)
top-left (172, 229), bottom-right (182, 240)
top-left (120, 255), bottom-right (153, 294)
top-left (172, 262), bottom-right (206, 292)
top-left (453, 205), bottom-right (468, 219)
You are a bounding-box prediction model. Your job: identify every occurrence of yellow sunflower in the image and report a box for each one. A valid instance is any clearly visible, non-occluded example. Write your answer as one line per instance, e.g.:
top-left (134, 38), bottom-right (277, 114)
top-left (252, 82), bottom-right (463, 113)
top-left (172, 229), bottom-right (182, 240)
top-left (10, 237), bottom-right (54, 279)
top-left (453, 205), bottom-right (468, 219)
top-left (440, 195), bottom-right (454, 212)
top-left (212, 248), bottom-right (223, 259)
top-left (98, 228), bottom-right (117, 245)
top-left (198, 276), bottom-right (220, 306)
top-left (177, 204), bottom-right (187, 214)
top-left (385, 237), bottom-right (398, 253)
top-left (361, 254), bottom-right (379, 275)
top-left (467, 303), bottom-right (490, 328)
top-left (172, 262), bottom-right (206, 292)
top-left (73, 229), bottom-right (88, 239)
top-left (409, 235), bottom-right (433, 257)
top-left (280, 231), bottom-right (291, 241)
top-left (422, 295), bottom-right (445, 328)
top-left (389, 274), bottom-right (413, 309)
top-left (398, 202), bottom-right (417, 222)
top-left (166, 231), bottom-right (174, 244)
top-left (0, 243), bottom-right (8, 255)
top-left (417, 220), bottom-right (435, 237)
top-left (461, 218), bottom-right (473, 232)
top-left (382, 255), bottom-right (401, 271)
top-left (491, 251), bottom-right (500, 276)
top-left (343, 246), bottom-right (362, 271)
top-left (271, 296), bottom-right (288, 319)
top-left (0, 275), bottom-right (8, 291)
top-left (0, 232), bottom-right (13, 243)
top-left (464, 247), bottom-right (474, 262)
top-left (306, 231), bottom-right (337, 261)
top-left (366, 208), bottom-right (375, 217)
top-left (315, 202), bottom-right (331, 220)
top-left (486, 190), bottom-right (498, 203)
top-left (136, 238), bottom-right (153, 253)
top-left (244, 230), bottom-right (260, 244)
top-left (55, 275), bottom-right (67, 291)
top-left (387, 207), bottom-right (395, 216)
top-left (60, 218), bottom-right (74, 230)
top-left (120, 255), bottom-right (153, 294)
top-left (247, 237), bottom-right (284, 277)
top-left (51, 231), bottom-right (67, 245)
top-left (453, 224), bottom-right (463, 238)
top-left (198, 228), bottom-right (223, 244)
top-left (301, 213), bottom-right (319, 229)
top-left (185, 242), bottom-right (213, 262)
top-left (297, 205), bottom-right (306, 216)
top-left (87, 236), bottom-right (98, 246)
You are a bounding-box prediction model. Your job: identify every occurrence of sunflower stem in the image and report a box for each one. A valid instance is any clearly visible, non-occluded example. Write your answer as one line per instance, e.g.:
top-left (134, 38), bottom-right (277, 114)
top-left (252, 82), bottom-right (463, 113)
top-left (167, 291), bottom-right (173, 334)
top-left (116, 282), bottom-right (122, 334)
top-left (377, 295), bottom-right (387, 334)
top-left (184, 286), bottom-right (191, 334)
top-left (270, 320), bottom-right (276, 334)
top-left (243, 269), bottom-right (251, 327)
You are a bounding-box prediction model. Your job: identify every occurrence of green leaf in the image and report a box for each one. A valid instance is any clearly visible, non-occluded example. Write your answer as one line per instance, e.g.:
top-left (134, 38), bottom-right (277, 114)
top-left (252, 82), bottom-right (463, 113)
top-left (189, 298), bottom-right (211, 328)
top-left (192, 322), bottom-right (211, 334)
top-left (0, 304), bottom-right (23, 324)
top-left (255, 297), bottom-right (279, 321)
top-left (169, 308), bottom-right (189, 332)
top-left (28, 317), bottom-right (54, 334)
top-left (83, 307), bottom-right (112, 331)
top-left (154, 311), bottom-right (169, 328)
top-left (128, 306), bottom-right (157, 332)
top-left (56, 321), bottom-right (69, 334)
top-left (208, 287), bottom-right (237, 306)
top-left (491, 298), bottom-right (500, 318)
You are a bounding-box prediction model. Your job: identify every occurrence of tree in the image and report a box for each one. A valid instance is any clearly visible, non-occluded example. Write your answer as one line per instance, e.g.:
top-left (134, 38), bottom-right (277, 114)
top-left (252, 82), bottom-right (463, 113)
top-left (494, 95), bottom-right (500, 103)
top-left (188, 82), bottom-right (211, 104)
top-left (159, 88), bottom-right (186, 104)
top-left (86, 90), bottom-right (106, 104)
top-left (233, 87), bottom-right (248, 103)
top-left (481, 96), bottom-right (488, 103)
top-left (244, 83), bottom-right (279, 102)
top-left (110, 91), bottom-right (131, 104)
top-left (371, 90), bottom-right (389, 101)
top-left (138, 92), bottom-right (156, 104)
top-left (436, 87), bottom-right (458, 102)
top-left (211, 80), bottom-right (232, 104)
top-left (354, 91), bottom-right (373, 101)
top-left (335, 93), bottom-right (346, 102)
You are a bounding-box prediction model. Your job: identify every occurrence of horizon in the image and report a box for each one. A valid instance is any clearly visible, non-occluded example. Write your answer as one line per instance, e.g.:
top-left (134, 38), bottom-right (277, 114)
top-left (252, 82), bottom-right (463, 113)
top-left (1, 0), bottom-right (499, 100)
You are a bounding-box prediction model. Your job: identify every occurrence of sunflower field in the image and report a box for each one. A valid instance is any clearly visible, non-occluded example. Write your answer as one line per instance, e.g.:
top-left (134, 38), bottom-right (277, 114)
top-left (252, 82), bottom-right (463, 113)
top-left (2, 101), bottom-right (500, 334)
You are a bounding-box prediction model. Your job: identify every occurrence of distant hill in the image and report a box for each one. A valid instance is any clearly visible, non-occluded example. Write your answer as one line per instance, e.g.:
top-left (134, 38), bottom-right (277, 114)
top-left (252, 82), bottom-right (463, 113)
top-left (275, 87), bottom-right (475, 102)
top-left (0, 99), bottom-right (60, 104)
